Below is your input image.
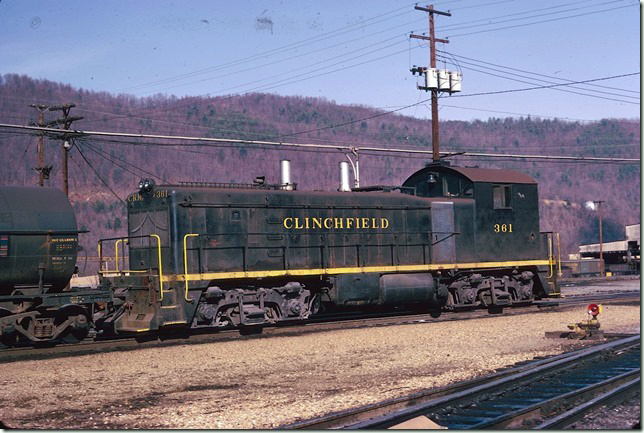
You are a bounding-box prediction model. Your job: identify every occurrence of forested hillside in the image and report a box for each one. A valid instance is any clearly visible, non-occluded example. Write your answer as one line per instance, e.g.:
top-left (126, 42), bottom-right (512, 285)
top-left (0, 74), bottom-right (639, 271)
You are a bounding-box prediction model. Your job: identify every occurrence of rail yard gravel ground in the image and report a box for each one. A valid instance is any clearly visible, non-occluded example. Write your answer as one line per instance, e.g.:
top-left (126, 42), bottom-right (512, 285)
top-left (0, 279), bottom-right (639, 429)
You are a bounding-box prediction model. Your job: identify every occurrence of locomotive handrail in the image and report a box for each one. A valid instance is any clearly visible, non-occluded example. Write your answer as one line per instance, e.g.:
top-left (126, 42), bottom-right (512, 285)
top-left (556, 232), bottom-right (562, 277)
top-left (98, 234), bottom-right (165, 301)
top-left (179, 203), bottom-right (433, 211)
top-left (179, 230), bottom-right (443, 282)
top-left (430, 231), bottom-right (460, 246)
top-left (150, 234), bottom-right (164, 301)
top-left (547, 235), bottom-right (554, 278)
top-left (115, 239), bottom-right (123, 272)
top-left (183, 233), bottom-right (199, 302)
top-left (169, 229), bottom-right (432, 237)
top-left (98, 236), bottom-right (149, 274)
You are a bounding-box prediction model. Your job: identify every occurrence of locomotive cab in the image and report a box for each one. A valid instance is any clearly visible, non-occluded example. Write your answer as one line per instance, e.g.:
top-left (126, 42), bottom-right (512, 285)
top-left (403, 163), bottom-right (557, 308)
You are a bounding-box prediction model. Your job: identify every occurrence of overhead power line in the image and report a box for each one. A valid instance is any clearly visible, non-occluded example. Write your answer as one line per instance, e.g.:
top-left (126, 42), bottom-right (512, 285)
top-left (439, 59), bottom-right (639, 105)
top-left (438, 50), bottom-right (638, 95)
top-left (447, 72), bottom-right (639, 100)
top-left (0, 69), bottom-right (639, 147)
top-left (446, 1), bottom-right (635, 37)
top-left (73, 142), bottom-right (125, 204)
top-left (113, 3), bottom-right (421, 94)
top-left (0, 123), bottom-right (638, 165)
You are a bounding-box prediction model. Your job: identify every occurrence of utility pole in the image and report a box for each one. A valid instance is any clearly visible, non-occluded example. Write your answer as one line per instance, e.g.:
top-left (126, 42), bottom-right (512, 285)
top-left (47, 104), bottom-right (83, 196)
top-left (410, 5), bottom-right (454, 162)
top-left (594, 200), bottom-right (605, 277)
top-left (29, 104), bottom-right (50, 186)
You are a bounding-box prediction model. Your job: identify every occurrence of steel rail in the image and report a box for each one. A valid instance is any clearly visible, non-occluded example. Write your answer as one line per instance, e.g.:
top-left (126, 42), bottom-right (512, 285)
top-left (467, 370), bottom-right (640, 429)
top-left (0, 293), bottom-right (640, 362)
top-left (282, 335), bottom-right (639, 429)
top-left (279, 340), bottom-right (635, 429)
top-left (534, 376), bottom-right (641, 429)
top-left (0, 292), bottom-right (638, 362)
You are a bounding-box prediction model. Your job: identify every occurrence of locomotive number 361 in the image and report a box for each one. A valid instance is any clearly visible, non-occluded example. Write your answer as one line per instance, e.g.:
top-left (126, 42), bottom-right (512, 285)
top-left (494, 223), bottom-right (513, 233)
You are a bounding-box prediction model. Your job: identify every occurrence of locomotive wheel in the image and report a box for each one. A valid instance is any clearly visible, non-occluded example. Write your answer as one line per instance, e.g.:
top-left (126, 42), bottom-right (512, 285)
top-left (239, 325), bottom-right (264, 336)
top-left (55, 311), bottom-right (90, 343)
top-left (0, 309), bottom-right (16, 348)
top-left (429, 309), bottom-right (442, 319)
top-left (308, 294), bottom-right (321, 315)
top-left (488, 306), bottom-right (503, 315)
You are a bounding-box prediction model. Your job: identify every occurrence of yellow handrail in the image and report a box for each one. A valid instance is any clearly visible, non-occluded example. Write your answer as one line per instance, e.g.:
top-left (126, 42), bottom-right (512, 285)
top-left (148, 234), bottom-right (164, 301)
top-left (115, 239), bottom-right (123, 272)
top-left (183, 233), bottom-right (199, 302)
top-left (556, 232), bottom-right (562, 277)
top-left (547, 235), bottom-right (554, 278)
top-left (97, 241), bottom-right (103, 272)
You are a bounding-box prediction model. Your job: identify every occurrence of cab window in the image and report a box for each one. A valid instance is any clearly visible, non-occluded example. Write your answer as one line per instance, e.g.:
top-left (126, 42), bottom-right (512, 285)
top-left (442, 176), bottom-right (474, 198)
top-left (493, 185), bottom-right (512, 209)
top-left (442, 176), bottom-right (459, 197)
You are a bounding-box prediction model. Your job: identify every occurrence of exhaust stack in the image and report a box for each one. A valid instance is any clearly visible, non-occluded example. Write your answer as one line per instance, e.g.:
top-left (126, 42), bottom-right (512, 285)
top-left (338, 161), bottom-right (351, 192)
top-left (280, 159), bottom-right (294, 190)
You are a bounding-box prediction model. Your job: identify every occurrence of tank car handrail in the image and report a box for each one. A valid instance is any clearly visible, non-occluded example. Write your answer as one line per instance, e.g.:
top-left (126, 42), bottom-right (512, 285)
top-left (183, 233), bottom-right (199, 303)
top-left (0, 230), bottom-right (87, 235)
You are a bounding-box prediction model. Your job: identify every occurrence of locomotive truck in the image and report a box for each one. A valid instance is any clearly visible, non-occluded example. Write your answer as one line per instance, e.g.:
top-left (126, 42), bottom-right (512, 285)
top-left (97, 161), bottom-right (558, 335)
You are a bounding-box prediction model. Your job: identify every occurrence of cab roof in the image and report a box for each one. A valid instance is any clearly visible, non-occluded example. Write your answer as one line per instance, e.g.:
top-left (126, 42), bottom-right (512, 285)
top-left (404, 165), bottom-right (537, 185)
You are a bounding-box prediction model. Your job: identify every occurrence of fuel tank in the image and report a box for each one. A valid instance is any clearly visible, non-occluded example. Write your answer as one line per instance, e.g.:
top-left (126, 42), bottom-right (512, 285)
top-left (0, 186), bottom-right (78, 293)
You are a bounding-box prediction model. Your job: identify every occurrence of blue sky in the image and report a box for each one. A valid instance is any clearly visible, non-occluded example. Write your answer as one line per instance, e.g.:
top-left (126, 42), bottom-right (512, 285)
top-left (0, 0), bottom-right (640, 122)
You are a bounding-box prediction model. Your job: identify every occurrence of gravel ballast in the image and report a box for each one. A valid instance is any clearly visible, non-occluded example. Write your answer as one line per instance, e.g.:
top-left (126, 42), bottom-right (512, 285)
top-left (0, 282), bottom-right (639, 429)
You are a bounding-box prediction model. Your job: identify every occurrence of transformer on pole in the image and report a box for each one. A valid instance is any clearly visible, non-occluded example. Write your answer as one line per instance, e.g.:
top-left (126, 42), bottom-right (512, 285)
top-left (409, 4), bottom-right (460, 162)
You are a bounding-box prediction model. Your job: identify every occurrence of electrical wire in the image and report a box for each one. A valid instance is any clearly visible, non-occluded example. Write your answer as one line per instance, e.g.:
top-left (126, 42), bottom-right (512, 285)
top-left (73, 142), bottom-right (125, 205)
top-left (436, 55), bottom-right (638, 101)
top-left (114, 3), bottom-right (422, 94)
top-left (79, 139), bottom-right (171, 184)
top-left (447, 2), bottom-right (635, 38)
top-left (439, 50), bottom-right (638, 95)
top-left (436, 0), bottom-right (627, 32)
top-left (447, 72), bottom-right (639, 99)
top-left (1, 122), bottom-right (637, 165)
top-left (439, 58), bottom-right (639, 105)
top-left (264, 72), bottom-right (640, 141)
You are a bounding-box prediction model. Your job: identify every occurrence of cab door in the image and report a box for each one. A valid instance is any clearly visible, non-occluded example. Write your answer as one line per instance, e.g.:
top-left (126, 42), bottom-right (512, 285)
top-left (431, 202), bottom-right (456, 264)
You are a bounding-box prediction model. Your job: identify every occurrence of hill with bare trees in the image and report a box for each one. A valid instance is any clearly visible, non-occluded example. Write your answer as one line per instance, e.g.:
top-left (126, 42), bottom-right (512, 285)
top-left (0, 74), bottom-right (639, 271)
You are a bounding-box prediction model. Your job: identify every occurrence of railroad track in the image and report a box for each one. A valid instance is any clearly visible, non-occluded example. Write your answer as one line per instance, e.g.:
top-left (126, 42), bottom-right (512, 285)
top-left (0, 291), bottom-right (638, 363)
top-left (281, 335), bottom-right (640, 429)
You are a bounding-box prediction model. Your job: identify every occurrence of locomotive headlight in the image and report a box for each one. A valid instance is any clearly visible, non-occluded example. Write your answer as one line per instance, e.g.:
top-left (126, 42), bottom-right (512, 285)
top-left (138, 178), bottom-right (155, 194)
